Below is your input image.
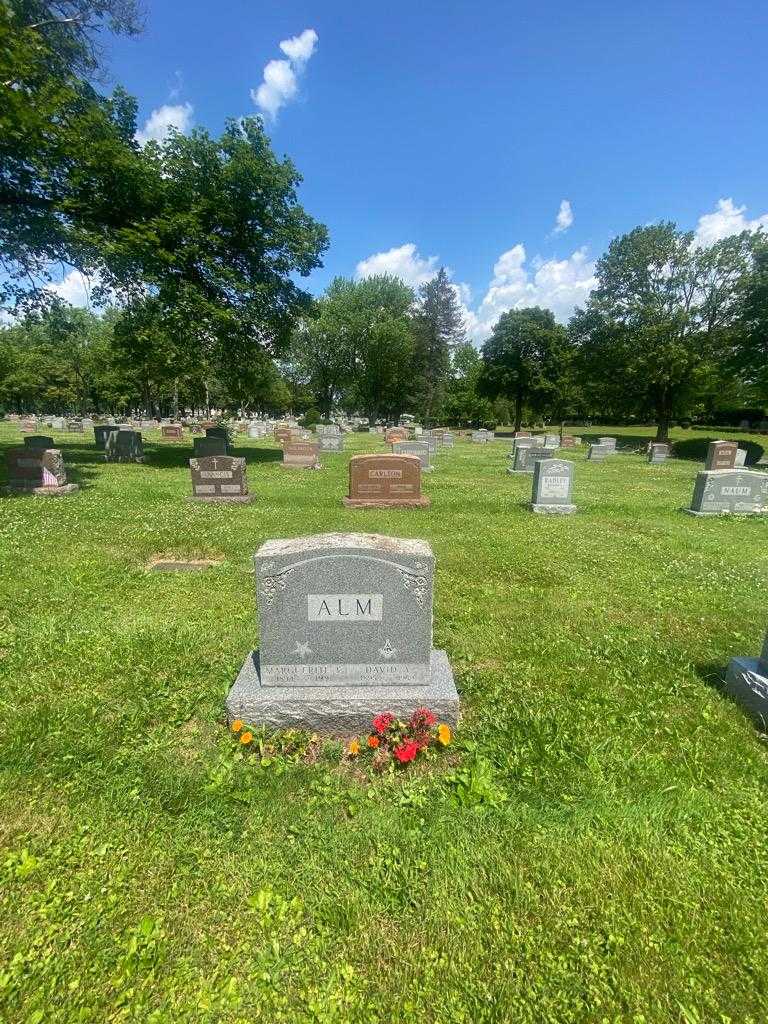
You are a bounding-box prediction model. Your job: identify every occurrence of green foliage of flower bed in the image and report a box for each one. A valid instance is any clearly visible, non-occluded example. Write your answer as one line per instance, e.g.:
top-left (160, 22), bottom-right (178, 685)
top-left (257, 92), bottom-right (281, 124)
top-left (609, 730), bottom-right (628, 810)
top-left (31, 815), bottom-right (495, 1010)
top-left (1, 424), bottom-right (768, 1022)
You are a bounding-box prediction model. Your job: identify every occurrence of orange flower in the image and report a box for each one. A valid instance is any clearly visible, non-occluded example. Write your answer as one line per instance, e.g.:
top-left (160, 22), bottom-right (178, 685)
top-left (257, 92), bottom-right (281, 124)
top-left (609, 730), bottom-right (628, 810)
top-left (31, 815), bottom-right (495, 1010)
top-left (367, 735), bottom-right (380, 749)
top-left (348, 738), bottom-right (360, 756)
top-left (437, 724), bottom-right (452, 746)
top-left (231, 719), bottom-right (244, 733)
top-left (240, 730), bottom-right (253, 745)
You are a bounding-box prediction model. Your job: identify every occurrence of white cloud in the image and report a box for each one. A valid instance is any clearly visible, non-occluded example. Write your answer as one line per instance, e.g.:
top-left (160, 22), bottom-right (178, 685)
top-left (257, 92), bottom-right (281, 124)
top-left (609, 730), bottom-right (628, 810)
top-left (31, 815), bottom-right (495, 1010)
top-left (279, 28), bottom-right (318, 65)
top-left (354, 239), bottom-right (596, 343)
top-left (47, 269), bottom-right (99, 307)
top-left (470, 244), bottom-right (596, 338)
top-left (136, 102), bottom-right (193, 145)
top-left (554, 199), bottom-right (573, 233)
top-left (252, 28), bottom-right (318, 120)
top-left (355, 243), bottom-right (439, 288)
top-left (693, 197), bottom-right (768, 247)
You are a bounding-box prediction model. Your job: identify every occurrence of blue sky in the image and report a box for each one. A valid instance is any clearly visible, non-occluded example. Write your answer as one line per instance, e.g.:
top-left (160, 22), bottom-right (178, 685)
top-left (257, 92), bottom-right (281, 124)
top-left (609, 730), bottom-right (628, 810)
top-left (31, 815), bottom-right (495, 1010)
top-left (73, 0), bottom-right (768, 338)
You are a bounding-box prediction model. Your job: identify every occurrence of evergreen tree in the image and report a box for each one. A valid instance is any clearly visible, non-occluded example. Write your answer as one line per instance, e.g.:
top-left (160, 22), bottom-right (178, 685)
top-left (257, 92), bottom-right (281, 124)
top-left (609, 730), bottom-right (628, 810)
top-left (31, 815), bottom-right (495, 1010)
top-left (411, 268), bottom-right (465, 424)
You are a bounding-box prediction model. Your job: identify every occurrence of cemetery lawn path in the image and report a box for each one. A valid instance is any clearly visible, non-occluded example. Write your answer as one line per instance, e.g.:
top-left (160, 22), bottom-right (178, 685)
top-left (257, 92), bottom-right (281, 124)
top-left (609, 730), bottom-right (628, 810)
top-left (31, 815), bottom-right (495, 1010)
top-left (1, 424), bottom-right (768, 1023)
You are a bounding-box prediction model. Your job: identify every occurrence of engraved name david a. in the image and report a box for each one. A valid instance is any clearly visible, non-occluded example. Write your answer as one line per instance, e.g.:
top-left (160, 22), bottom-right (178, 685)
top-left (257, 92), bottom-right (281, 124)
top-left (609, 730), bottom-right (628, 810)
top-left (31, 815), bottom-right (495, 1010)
top-left (307, 594), bottom-right (384, 621)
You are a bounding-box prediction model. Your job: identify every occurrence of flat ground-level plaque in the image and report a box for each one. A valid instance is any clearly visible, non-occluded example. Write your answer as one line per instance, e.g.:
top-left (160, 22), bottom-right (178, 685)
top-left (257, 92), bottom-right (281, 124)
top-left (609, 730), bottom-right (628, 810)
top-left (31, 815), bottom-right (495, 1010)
top-left (226, 533), bottom-right (458, 731)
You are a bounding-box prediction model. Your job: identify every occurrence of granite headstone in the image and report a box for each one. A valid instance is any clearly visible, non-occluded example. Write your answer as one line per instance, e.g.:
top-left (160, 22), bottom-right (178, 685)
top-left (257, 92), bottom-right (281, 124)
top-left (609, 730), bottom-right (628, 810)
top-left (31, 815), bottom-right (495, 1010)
top-left (225, 532), bottom-right (459, 731)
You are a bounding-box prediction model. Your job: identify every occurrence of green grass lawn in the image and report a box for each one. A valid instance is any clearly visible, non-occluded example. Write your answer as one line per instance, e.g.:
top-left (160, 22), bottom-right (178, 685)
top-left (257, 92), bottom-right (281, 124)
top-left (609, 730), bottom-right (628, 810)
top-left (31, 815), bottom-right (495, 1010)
top-left (1, 423), bottom-right (768, 1023)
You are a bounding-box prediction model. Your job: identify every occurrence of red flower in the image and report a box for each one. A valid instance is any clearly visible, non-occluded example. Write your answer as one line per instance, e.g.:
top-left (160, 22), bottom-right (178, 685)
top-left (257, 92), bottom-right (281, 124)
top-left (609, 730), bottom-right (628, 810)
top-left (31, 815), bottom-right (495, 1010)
top-left (393, 740), bottom-right (419, 764)
top-left (367, 735), bottom-right (380, 749)
top-left (410, 707), bottom-right (437, 731)
top-left (372, 712), bottom-right (395, 735)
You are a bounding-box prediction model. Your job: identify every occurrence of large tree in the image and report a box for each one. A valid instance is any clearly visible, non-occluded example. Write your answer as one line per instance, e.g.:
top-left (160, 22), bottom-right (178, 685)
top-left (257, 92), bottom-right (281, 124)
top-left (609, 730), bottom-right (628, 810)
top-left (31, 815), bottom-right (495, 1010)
top-left (731, 231), bottom-right (768, 405)
top-left (573, 223), bottom-right (754, 440)
top-left (411, 268), bottom-right (465, 424)
top-left (478, 307), bottom-right (571, 430)
top-left (1, 0), bottom-right (146, 311)
top-left (290, 278), bottom-right (357, 418)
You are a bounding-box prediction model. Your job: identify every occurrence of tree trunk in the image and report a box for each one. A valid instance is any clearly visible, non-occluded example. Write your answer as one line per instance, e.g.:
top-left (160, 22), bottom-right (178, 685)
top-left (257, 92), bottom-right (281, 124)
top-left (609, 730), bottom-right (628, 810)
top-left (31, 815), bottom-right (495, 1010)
top-left (655, 416), bottom-right (670, 442)
top-left (514, 393), bottom-right (523, 431)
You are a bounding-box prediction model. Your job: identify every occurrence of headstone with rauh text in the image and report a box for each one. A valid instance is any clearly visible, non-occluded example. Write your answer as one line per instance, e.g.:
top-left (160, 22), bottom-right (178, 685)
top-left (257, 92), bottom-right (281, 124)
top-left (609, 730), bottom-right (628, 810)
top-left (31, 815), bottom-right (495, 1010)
top-left (225, 532), bottom-right (459, 731)
top-left (685, 469), bottom-right (768, 516)
top-left (531, 458), bottom-right (576, 515)
top-left (3, 447), bottom-right (79, 496)
top-left (24, 435), bottom-right (55, 449)
top-left (343, 453), bottom-right (430, 507)
top-left (193, 435), bottom-right (229, 458)
top-left (105, 429), bottom-right (145, 463)
top-left (509, 445), bottom-right (551, 474)
top-left (282, 440), bottom-right (321, 469)
top-left (189, 455), bottom-right (252, 503)
top-left (318, 433), bottom-right (344, 452)
top-left (648, 443), bottom-right (670, 464)
top-left (161, 423), bottom-right (184, 439)
top-left (724, 626), bottom-right (768, 725)
top-left (587, 443), bottom-right (611, 461)
top-left (392, 440), bottom-right (433, 471)
top-left (705, 440), bottom-right (738, 471)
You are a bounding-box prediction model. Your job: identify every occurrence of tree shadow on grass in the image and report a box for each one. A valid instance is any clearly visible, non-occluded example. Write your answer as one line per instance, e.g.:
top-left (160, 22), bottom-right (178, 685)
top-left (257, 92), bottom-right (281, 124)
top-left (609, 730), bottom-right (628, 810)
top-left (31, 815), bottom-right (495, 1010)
top-left (673, 437), bottom-right (765, 465)
top-left (143, 444), bottom-right (283, 469)
top-left (694, 660), bottom-right (726, 694)
top-left (579, 433), bottom-right (654, 452)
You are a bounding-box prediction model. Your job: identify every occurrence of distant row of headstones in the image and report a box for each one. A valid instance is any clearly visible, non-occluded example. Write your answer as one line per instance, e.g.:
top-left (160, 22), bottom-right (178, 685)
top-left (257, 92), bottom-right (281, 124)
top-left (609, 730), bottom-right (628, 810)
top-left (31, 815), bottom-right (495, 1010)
top-left (3, 421), bottom-right (767, 516)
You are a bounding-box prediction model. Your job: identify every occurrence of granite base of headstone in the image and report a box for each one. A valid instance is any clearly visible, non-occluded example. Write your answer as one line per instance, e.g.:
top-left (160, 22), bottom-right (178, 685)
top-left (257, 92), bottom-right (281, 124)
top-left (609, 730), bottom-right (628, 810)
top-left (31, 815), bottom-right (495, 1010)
top-left (724, 631), bottom-right (768, 726)
top-left (225, 533), bottom-right (459, 732)
top-left (685, 469), bottom-right (768, 516)
top-left (530, 458), bottom-right (576, 514)
top-left (189, 455), bottom-right (253, 503)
